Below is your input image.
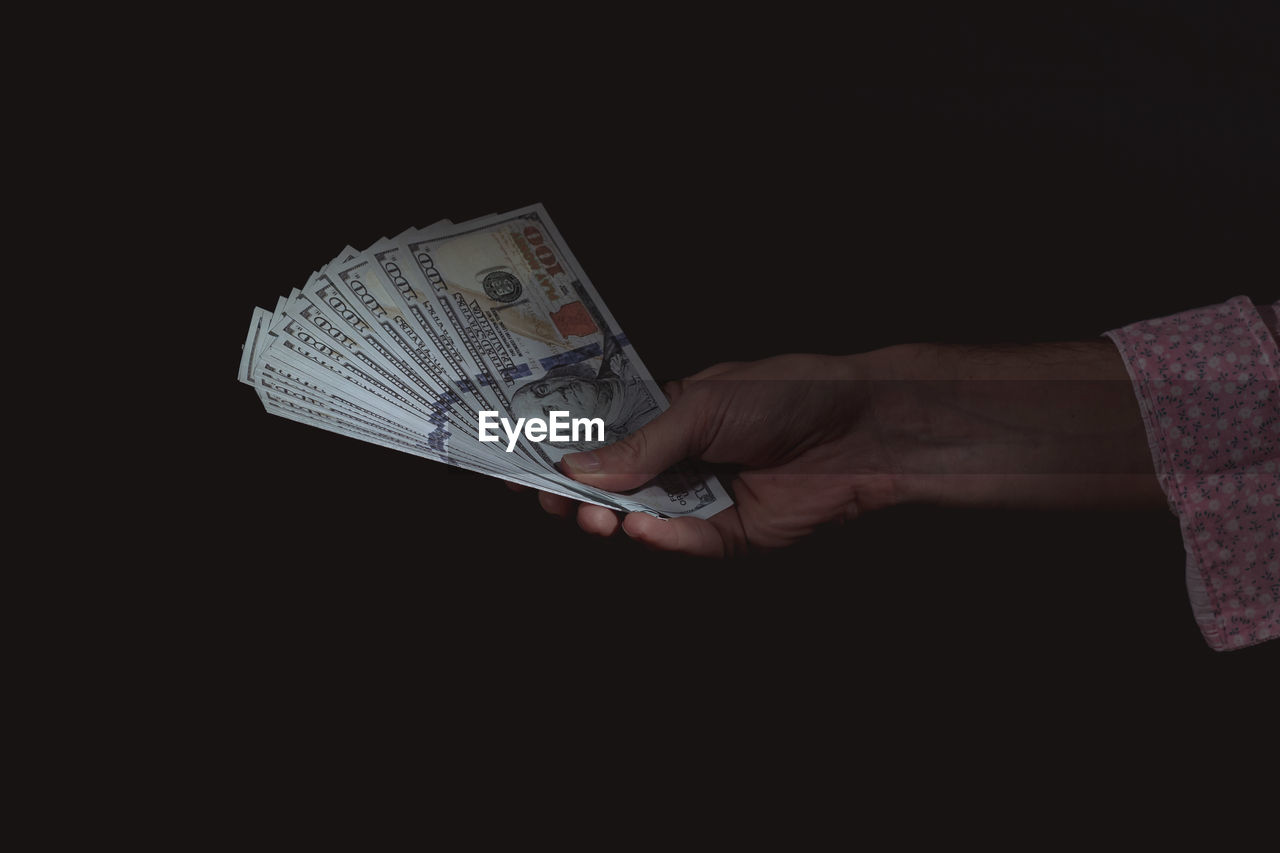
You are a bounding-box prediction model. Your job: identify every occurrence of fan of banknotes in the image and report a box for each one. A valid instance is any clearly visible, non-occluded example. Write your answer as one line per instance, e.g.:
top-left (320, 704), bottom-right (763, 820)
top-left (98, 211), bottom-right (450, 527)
top-left (238, 204), bottom-right (732, 519)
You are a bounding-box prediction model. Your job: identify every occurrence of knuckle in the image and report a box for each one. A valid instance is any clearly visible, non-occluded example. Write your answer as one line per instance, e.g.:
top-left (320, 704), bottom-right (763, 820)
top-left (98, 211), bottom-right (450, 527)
top-left (613, 429), bottom-right (649, 470)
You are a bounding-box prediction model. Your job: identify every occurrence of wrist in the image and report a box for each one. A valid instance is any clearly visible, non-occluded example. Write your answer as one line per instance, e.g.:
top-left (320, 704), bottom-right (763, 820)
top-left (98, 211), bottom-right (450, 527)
top-left (853, 342), bottom-right (1164, 510)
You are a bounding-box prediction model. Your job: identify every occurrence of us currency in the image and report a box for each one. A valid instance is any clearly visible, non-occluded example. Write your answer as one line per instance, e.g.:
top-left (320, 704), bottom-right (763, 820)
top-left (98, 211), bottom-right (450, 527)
top-left (260, 301), bottom-right (524, 475)
top-left (284, 270), bottom-right (628, 506)
top-left (240, 205), bottom-right (733, 519)
top-left (244, 295), bottom-right (622, 499)
top-left (242, 306), bottom-right (593, 497)
top-left (253, 218), bottom-right (722, 515)
top-left (363, 228), bottom-right (698, 513)
top-left (286, 220), bottom-right (506, 456)
top-left (252, 280), bottom-right (660, 508)
top-left (293, 229), bottom-right (630, 501)
top-left (392, 205), bottom-right (732, 518)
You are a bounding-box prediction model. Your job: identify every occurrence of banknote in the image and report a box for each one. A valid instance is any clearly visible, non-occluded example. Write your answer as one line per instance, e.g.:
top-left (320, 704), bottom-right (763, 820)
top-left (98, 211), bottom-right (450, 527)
top-left (239, 204), bottom-right (733, 520)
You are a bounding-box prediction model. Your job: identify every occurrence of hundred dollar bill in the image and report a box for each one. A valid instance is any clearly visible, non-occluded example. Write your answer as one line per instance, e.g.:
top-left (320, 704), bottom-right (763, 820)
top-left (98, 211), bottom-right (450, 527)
top-left (298, 219), bottom-right (601, 480)
top-left (239, 205), bottom-right (733, 520)
top-left (252, 267), bottom-right (616, 494)
top-left (394, 204), bottom-right (731, 519)
top-left (242, 302), bottom-right (591, 494)
top-left (290, 265), bottom-right (654, 508)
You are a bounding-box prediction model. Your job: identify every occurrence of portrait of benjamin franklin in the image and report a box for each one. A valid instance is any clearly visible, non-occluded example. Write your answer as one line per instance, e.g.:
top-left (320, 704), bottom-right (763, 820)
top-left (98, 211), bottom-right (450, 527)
top-left (509, 335), bottom-right (659, 452)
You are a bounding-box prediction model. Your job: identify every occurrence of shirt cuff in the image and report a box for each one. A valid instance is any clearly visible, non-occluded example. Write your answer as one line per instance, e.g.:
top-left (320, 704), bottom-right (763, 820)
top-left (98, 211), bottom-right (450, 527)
top-left (1104, 296), bottom-right (1280, 651)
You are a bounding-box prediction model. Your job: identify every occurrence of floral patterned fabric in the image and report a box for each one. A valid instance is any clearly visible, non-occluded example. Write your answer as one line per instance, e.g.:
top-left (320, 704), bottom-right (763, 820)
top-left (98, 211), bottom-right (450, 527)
top-left (1105, 296), bottom-right (1280, 651)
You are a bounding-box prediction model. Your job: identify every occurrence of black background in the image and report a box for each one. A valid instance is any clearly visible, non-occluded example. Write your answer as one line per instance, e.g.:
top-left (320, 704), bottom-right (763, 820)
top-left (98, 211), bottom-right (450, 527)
top-left (124, 3), bottom-right (1280, 805)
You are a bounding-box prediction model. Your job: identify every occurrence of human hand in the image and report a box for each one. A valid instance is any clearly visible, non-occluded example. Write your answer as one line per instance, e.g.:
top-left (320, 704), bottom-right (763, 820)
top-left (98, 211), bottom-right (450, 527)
top-left (514, 341), bottom-right (1164, 556)
top-left (517, 353), bottom-right (901, 557)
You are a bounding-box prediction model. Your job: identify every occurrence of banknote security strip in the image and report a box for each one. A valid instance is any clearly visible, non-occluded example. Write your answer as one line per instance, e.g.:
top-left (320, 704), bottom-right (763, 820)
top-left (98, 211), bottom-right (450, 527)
top-left (237, 204), bottom-right (733, 520)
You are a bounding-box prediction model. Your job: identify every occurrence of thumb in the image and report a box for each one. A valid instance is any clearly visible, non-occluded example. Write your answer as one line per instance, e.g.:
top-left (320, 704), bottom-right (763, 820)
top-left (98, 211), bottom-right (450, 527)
top-left (561, 397), bottom-right (708, 492)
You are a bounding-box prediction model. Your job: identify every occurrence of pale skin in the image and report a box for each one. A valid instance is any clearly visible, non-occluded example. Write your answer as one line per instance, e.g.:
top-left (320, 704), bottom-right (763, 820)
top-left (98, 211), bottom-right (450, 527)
top-left (508, 341), bottom-right (1168, 557)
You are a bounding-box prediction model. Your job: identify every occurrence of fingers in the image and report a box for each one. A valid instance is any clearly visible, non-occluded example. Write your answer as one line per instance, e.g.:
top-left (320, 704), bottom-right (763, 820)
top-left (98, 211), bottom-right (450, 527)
top-left (664, 362), bottom-right (744, 403)
top-left (621, 513), bottom-right (727, 557)
top-left (560, 361), bottom-right (738, 490)
top-left (561, 399), bottom-right (709, 493)
top-left (537, 489), bottom-right (576, 519)
top-left (531, 487), bottom-right (623, 537)
top-left (511, 358), bottom-right (749, 552)
top-left (685, 361), bottom-right (745, 381)
top-left (577, 503), bottom-right (621, 537)
top-left (515, 482), bottom-right (729, 555)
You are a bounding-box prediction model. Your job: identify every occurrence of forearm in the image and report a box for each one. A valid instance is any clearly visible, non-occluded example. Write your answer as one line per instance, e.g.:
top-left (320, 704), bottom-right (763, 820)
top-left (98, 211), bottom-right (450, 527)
top-left (856, 341), bottom-right (1167, 510)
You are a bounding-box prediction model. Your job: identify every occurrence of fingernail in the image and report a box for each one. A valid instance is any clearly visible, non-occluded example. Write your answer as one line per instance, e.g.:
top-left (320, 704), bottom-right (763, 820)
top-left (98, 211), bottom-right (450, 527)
top-left (564, 450), bottom-right (601, 473)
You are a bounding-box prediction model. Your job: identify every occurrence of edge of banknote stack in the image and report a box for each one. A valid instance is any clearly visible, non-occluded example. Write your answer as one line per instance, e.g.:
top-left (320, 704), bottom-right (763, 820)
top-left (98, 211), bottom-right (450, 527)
top-left (236, 203), bottom-right (733, 520)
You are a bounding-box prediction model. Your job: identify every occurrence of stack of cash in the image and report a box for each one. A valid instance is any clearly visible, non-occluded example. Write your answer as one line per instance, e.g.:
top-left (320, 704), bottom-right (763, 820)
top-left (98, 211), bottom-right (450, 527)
top-left (238, 204), bottom-right (732, 519)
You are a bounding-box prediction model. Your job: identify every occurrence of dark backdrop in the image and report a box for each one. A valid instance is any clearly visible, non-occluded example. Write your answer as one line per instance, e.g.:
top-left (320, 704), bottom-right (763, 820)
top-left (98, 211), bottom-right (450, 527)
top-left (160, 3), bottom-right (1277, 801)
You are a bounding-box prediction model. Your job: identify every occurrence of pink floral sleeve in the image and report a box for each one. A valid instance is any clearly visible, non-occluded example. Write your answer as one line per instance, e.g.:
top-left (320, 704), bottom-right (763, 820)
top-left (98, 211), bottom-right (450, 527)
top-left (1105, 296), bottom-right (1280, 651)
